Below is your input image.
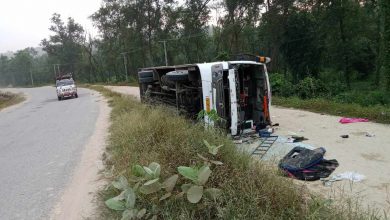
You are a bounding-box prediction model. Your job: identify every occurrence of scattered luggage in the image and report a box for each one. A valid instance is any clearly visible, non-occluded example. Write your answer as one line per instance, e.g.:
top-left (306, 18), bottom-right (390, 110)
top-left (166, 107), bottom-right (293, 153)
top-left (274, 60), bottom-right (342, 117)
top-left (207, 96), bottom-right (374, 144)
top-left (279, 147), bottom-right (339, 181)
top-left (339, 117), bottom-right (369, 124)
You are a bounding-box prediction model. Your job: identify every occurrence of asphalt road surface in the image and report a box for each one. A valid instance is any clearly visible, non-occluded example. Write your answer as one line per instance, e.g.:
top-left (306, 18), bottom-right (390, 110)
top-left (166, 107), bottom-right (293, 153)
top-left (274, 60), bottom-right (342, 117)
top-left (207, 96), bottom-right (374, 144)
top-left (0, 86), bottom-right (100, 220)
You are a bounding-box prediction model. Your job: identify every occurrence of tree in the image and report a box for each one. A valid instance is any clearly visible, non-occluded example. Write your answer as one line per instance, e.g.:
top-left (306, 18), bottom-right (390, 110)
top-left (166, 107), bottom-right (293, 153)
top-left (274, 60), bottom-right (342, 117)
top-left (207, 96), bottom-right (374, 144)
top-left (380, 0), bottom-right (390, 90)
top-left (178, 0), bottom-right (211, 63)
top-left (41, 13), bottom-right (85, 79)
top-left (7, 48), bottom-right (36, 86)
top-left (0, 55), bottom-right (11, 86)
top-left (280, 12), bottom-right (322, 82)
top-left (256, 0), bottom-right (295, 72)
top-left (52, 0), bottom-right (387, 97)
top-left (219, 0), bottom-right (263, 54)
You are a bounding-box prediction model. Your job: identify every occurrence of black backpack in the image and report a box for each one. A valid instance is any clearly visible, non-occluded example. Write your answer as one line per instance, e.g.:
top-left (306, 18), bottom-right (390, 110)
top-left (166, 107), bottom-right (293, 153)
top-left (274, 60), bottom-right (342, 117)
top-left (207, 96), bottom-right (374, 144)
top-left (278, 147), bottom-right (339, 181)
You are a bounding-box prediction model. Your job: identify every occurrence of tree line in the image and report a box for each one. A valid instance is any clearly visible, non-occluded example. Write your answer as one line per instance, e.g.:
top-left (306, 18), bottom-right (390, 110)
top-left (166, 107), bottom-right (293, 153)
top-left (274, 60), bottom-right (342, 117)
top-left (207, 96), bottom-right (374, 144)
top-left (0, 0), bottom-right (389, 95)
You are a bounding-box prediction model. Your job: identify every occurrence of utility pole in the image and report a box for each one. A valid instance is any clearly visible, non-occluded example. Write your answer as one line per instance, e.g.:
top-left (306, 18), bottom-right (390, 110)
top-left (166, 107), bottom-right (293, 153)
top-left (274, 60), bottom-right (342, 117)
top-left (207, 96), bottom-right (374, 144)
top-left (57, 64), bottom-right (60, 76)
top-left (53, 64), bottom-right (61, 80)
top-left (159, 40), bottom-right (168, 66)
top-left (30, 67), bottom-right (34, 87)
top-left (120, 52), bottom-right (128, 82)
top-left (53, 64), bottom-right (60, 77)
top-left (53, 64), bottom-right (57, 78)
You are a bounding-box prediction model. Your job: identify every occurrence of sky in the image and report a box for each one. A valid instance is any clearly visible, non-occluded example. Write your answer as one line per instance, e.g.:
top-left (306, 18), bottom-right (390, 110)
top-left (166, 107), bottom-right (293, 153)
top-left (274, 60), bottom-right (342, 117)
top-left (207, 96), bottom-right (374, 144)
top-left (0, 0), bottom-right (102, 53)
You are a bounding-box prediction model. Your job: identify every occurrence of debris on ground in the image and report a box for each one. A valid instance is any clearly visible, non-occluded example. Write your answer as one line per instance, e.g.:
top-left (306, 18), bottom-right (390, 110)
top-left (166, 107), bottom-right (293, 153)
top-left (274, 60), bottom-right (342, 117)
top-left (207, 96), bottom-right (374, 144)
top-left (286, 137), bottom-right (295, 143)
top-left (233, 139), bottom-right (243, 144)
top-left (259, 130), bottom-right (271, 137)
top-left (232, 131), bottom-right (259, 145)
top-left (321, 178), bottom-right (339, 186)
top-left (291, 135), bottom-right (308, 142)
top-left (365, 132), bottom-right (375, 137)
top-left (278, 147), bottom-right (339, 181)
top-left (339, 117), bottom-right (369, 124)
top-left (285, 135), bottom-right (308, 143)
top-left (322, 171), bottom-right (365, 186)
top-left (335, 171), bottom-right (366, 182)
top-left (257, 126), bottom-right (275, 138)
top-left (340, 135), bottom-right (349, 138)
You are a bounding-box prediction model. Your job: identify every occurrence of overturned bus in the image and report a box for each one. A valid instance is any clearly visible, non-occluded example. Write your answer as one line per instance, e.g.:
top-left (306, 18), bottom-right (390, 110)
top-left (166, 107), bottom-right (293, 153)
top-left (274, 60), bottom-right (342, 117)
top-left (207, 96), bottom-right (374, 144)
top-left (137, 54), bottom-right (272, 136)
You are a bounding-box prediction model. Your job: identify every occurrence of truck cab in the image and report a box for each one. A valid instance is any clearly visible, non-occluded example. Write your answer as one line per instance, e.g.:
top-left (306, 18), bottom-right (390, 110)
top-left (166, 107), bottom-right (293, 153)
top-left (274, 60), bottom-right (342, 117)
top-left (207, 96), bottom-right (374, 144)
top-left (138, 55), bottom-right (271, 136)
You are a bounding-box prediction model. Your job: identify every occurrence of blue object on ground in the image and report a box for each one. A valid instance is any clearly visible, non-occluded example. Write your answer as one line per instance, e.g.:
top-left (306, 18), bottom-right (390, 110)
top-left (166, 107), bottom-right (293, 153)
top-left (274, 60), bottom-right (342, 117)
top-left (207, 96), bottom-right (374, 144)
top-left (259, 129), bottom-right (271, 137)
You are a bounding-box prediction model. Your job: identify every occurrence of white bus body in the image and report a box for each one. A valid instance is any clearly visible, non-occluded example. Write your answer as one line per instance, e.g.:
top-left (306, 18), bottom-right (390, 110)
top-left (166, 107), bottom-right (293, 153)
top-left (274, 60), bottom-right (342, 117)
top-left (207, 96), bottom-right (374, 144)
top-left (138, 56), bottom-right (272, 136)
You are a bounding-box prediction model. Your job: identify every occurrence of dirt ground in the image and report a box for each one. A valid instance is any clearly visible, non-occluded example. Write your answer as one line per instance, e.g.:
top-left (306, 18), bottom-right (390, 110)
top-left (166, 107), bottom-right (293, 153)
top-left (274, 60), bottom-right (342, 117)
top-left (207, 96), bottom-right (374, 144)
top-left (270, 106), bottom-right (390, 213)
top-left (105, 85), bottom-right (390, 213)
top-left (105, 86), bottom-right (140, 99)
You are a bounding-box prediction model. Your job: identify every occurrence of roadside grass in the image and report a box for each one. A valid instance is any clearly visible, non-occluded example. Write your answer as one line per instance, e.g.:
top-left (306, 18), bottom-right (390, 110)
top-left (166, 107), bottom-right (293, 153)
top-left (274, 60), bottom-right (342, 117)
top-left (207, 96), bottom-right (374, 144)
top-left (89, 85), bottom-right (378, 219)
top-left (0, 90), bottom-right (25, 111)
top-left (273, 96), bottom-right (390, 124)
top-left (92, 80), bottom-right (139, 87)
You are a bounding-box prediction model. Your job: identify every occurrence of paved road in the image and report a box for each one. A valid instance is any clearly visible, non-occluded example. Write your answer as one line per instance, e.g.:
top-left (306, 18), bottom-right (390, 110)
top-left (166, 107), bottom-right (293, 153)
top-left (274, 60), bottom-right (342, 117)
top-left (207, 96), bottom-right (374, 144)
top-left (0, 87), bottom-right (100, 220)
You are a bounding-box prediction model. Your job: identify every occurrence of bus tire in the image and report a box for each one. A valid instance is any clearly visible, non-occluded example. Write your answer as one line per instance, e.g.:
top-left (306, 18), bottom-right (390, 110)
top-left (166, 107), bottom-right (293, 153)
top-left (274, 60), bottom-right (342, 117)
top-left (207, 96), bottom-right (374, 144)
top-left (166, 70), bottom-right (189, 82)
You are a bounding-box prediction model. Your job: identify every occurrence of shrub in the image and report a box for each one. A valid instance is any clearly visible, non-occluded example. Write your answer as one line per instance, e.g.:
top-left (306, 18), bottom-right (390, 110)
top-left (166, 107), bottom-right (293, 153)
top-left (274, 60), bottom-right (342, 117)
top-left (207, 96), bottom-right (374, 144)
top-left (270, 73), bottom-right (343, 99)
top-left (295, 76), bottom-right (328, 99)
top-left (334, 90), bottom-right (390, 107)
top-left (269, 73), bottom-right (294, 97)
top-left (323, 81), bottom-right (347, 97)
top-left (273, 96), bottom-right (390, 124)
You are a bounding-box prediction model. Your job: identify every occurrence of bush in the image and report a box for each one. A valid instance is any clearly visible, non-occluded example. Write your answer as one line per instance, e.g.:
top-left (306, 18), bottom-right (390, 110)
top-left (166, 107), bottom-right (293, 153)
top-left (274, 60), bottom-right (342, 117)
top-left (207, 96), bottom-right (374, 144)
top-left (270, 69), bottom-right (390, 108)
top-left (295, 76), bottom-right (328, 99)
top-left (269, 73), bottom-right (294, 97)
top-left (323, 81), bottom-right (347, 97)
top-left (270, 73), bottom-right (343, 99)
top-left (273, 96), bottom-right (390, 124)
top-left (369, 91), bottom-right (390, 106)
top-left (334, 90), bottom-right (390, 107)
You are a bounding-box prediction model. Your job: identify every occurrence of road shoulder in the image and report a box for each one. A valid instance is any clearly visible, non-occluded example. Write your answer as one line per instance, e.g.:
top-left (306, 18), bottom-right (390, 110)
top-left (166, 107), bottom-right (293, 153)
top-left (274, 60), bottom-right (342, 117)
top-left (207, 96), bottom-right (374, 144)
top-left (50, 92), bottom-right (111, 220)
top-left (0, 89), bottom-right (28, 112)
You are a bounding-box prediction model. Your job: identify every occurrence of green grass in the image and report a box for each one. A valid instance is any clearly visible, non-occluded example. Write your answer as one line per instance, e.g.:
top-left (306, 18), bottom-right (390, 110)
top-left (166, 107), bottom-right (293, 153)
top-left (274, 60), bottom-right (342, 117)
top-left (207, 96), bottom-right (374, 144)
top-left (0, 90), bottom-right (25, 111)
top-left (273, 96), bottom-right (390, 124)
top-left (89, 85), bottom-right (380, 220)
